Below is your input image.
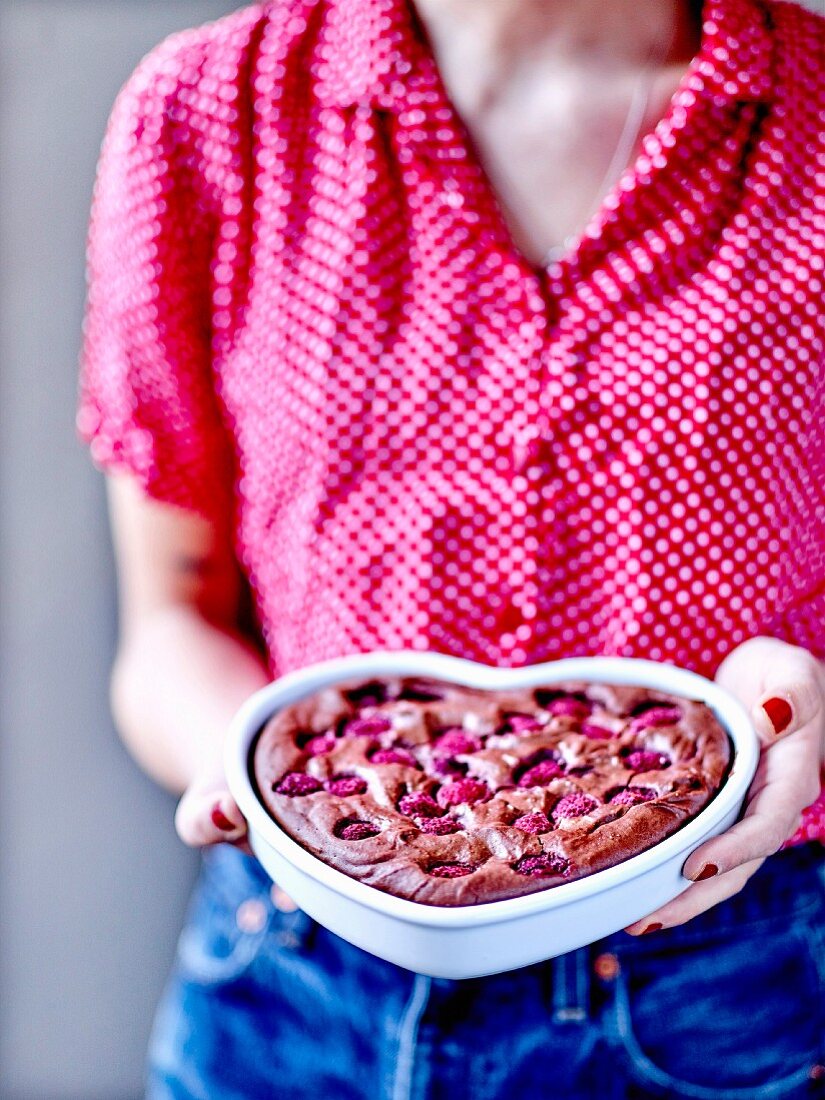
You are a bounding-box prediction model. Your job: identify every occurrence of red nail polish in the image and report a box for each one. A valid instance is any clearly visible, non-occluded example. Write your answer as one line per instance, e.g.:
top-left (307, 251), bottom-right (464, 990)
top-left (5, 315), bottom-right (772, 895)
top-left (211, 805), bottom-right (236, 832)
top-left (642, 922), bottom-right (663, 935)
top-left (695, 862), bottom-right (719, 881)
top-left (762, 697), bottom-right (792, 735)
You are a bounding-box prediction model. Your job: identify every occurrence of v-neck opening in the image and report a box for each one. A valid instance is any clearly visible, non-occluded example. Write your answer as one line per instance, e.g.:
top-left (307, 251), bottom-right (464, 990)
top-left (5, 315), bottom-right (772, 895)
top-left (406, 4), bottom-right (711, 290)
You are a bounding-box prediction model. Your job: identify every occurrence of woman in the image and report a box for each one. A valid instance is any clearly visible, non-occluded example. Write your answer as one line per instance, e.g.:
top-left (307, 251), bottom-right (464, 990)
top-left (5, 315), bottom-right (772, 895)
top-left (77, 0), bottom-right (825, 1095)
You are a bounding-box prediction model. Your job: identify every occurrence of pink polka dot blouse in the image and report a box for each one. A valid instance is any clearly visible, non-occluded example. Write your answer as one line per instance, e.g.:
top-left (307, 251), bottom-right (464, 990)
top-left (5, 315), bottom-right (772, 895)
top-left (76, 0), bottom-right (825, 844)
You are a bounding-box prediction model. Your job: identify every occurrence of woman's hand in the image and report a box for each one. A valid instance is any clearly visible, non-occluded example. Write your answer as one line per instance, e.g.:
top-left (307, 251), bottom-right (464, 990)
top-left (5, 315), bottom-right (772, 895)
top-left (174, 759), bottom-right (252, 855)
top-left (624, 636), bottom-right (825, 936)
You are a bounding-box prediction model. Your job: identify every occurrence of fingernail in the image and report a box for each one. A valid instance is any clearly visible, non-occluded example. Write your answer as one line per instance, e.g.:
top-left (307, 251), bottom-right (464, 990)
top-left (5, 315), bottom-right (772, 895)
top-left (211, 804), bottom-right (236, 832)
top-left (694, 862), bottom-right (719, 881)
top-left (762, 696), bottom-right (792, 735)
top-left (642, 922), bottom-right (663, 935)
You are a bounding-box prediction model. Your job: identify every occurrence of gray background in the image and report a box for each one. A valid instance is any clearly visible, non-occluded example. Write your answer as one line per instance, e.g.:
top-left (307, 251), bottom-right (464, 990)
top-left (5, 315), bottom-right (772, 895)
top-left (0, 1), bottom-right (821, 1098)
top-left (0, 5), bottom-right (235, 1099)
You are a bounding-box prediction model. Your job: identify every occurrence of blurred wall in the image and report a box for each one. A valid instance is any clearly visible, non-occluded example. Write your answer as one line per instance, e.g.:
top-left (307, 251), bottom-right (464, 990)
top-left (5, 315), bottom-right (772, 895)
top-left (0, 5), bottom-right (235, 1099)
top-left (0, 2), bottom-right (821, 1099)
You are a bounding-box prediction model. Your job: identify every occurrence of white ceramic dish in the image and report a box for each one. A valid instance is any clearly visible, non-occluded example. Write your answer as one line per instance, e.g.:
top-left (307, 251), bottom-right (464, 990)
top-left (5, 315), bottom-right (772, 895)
top-left (225, 652), bottom-right (758, 979)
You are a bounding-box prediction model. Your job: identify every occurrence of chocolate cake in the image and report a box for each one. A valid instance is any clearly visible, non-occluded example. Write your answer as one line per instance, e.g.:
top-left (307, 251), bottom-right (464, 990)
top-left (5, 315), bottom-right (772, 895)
top-left (252, 676), bottom-right (732, 906)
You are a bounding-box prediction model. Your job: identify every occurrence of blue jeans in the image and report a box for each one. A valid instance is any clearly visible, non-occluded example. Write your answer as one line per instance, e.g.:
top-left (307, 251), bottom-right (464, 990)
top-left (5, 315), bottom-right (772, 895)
top-left (146, 841), bottom-right (825, 1100)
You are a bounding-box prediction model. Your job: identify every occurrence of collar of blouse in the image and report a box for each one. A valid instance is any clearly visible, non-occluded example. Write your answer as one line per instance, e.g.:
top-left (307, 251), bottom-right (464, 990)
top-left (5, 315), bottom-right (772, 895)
top-left (295, 0), bottom-right (776, 113)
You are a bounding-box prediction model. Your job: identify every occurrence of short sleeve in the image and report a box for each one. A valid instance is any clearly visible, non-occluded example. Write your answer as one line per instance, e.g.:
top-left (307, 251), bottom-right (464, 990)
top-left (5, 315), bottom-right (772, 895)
top-left (76, 40), bottom-right (234, 521)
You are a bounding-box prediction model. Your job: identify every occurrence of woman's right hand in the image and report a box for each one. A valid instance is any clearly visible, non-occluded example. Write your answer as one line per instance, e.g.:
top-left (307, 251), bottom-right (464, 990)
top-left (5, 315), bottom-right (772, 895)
top-left (175, 760), bottom-right (252, 853)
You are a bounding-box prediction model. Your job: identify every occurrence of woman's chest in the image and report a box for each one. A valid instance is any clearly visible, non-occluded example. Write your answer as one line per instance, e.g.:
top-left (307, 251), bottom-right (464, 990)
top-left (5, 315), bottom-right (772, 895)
top-left (217, 246), bottom-right (824, 670)
top-left (217, 219), bottom-right (823, 598)
top-left (210, 119), bottom-right (822, 669)
top-left (216, 194), bottom-right (823, 496)
top-left (208, 84), bottom-right (824, 643)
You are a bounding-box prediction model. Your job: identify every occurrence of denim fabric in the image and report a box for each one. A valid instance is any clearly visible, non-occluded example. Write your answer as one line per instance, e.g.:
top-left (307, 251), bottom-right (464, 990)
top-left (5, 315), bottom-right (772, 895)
top-left (146, 842), bottom-right (825, 1100)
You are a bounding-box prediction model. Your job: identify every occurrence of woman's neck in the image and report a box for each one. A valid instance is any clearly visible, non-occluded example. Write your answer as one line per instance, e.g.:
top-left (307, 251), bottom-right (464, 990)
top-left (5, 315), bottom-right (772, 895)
top-left (410, 0), bottom-right (702, 110)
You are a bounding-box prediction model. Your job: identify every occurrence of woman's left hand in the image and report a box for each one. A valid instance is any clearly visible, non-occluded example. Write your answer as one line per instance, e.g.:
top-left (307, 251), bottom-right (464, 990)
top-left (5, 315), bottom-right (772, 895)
top-left (624, 636), bottom-right (825, 935)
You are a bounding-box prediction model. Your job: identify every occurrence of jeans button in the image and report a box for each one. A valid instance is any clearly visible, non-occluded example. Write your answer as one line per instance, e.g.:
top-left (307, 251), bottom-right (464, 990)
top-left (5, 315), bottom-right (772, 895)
top-left (593, 952), bottom-right (621, 981)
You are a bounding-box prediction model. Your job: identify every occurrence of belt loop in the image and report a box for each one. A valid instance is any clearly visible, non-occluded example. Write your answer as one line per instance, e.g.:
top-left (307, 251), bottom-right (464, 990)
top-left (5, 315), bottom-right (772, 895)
top-left (550, 945), bottom-right (591, 1023)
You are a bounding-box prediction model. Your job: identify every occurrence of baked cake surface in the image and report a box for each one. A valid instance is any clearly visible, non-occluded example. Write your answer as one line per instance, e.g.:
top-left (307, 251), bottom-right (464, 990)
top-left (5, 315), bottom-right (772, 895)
top-left (252, 676), bottom-right (732, 906)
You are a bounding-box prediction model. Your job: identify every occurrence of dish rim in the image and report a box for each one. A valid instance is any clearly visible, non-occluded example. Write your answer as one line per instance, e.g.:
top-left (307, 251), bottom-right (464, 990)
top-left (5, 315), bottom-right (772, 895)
top-left (226, 651), bottom-right (759, 928)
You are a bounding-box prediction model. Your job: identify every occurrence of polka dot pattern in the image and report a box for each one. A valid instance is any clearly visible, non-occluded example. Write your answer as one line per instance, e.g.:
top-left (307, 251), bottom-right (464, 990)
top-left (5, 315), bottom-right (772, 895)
top-left (76, 0), bottom-right (825, 844)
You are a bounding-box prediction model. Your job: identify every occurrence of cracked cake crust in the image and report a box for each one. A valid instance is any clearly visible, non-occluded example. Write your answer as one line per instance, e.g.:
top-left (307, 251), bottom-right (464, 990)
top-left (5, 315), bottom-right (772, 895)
top-left (252, 676), bottom-right (732, 907)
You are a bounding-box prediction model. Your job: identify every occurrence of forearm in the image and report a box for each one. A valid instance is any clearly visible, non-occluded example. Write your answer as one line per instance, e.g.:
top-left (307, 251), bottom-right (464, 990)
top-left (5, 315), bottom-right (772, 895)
top-left (110, 604), bottom-right (270, 795)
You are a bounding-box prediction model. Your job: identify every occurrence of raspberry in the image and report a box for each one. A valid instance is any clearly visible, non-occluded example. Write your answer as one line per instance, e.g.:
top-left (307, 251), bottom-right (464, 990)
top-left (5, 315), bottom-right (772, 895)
top-left (581, 722), bottom-right (613, 740)
top-left (335, 819), bottom-right (379, 840)
top-left (517, 760), bottom-right (565, 788)
top-left (610, 786), bottom-right (656, 807)
top-left (503, 712), bottom-right (544, 734)
top-left (398, 792), bottom-right (443, 818)
top-left (629, 705), bottom-right (682, 732)
top-left (304, 733), bottom-right (336, 756)
top-left (624, 749), bottom-right (671, 771)
top-left (436, 778), bottom-right (491, 807)
top-left (274, 772), bottom-right (323, 796)
top-left (342, 714), bottom-right (393, 737)
top-left (427, 862), bottom-right (475, 878)
top-left (433, 728), bottom-right (482, 757)
top-left (535, 688), bottom-right (589, 709)
top-left (514, 749), bottom-right (565, 784)
top-left (513, 812), bottom-right (552, 835)
top-left (370, 747), bottom-right (418, 767)
top-left (326, 775), bottom-right (368, 797)
top-left (552, 792), bottom-right (599, 821)
top-left (513, 853), bottom-right (571, 877)
top-left (547, 697), bottom-right (591, 720)
top-left (416, 816), bottom-right (460, 835)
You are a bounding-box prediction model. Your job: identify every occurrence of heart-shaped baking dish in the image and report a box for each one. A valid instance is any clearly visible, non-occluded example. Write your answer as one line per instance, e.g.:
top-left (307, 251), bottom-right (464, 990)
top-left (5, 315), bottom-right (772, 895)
top-left (225, 651), bottom-right (758, 979)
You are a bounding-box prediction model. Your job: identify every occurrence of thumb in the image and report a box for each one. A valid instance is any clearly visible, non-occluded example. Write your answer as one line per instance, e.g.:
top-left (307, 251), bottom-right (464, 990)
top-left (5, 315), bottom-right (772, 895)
top-left (715, 636), bottom-right (823, 746)
top-left (175, 780), bottom-right (248, 849)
